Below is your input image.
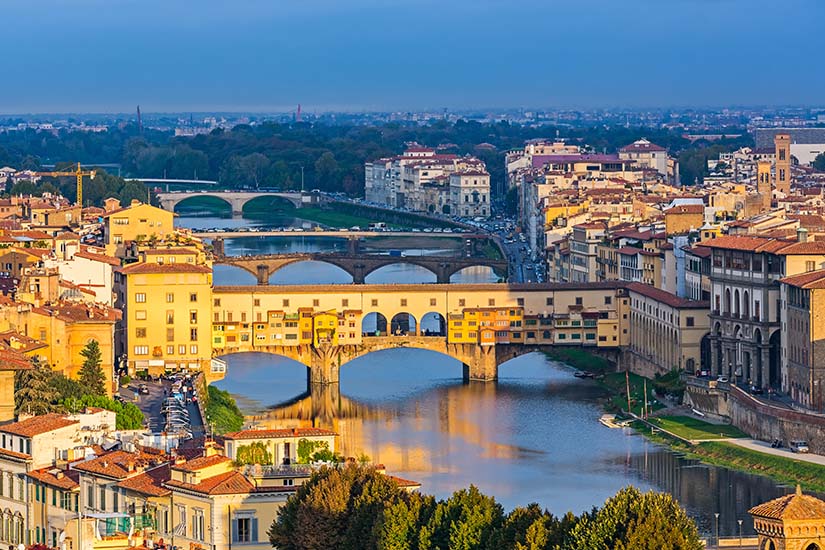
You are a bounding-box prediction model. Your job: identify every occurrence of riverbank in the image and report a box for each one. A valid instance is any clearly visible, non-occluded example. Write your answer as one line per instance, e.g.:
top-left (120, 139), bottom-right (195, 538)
top-left (551, 348), bottom-right (825, 493)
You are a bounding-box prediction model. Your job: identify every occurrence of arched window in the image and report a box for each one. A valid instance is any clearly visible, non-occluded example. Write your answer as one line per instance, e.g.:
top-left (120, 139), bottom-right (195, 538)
top-left (743, 291), bottom-right (750, 319)
top-left (725, 288), bottom-right (731, 314)
top-left (734, 289), bottom-right (740, 317)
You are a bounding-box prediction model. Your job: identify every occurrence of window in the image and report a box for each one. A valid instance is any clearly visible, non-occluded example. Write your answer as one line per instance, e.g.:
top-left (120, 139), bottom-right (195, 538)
top-left (179, 345), bottom-right (186, 354)
top-left (342, 299), bottom-right (349, 307)
top-left (372, 299), bottom-right (378, 307)
top-left (214, 298), bottom-right (221, 307)
top-left (99, 486), bottom-right (106, 511)
top-left (134, 346), bottom-right (149, 355)
top-left (313, 299), bottom-right (319, 307)
top-left (136, 327), bottom-right (147, 338)
top-left (517, 298), bottom-right (524, 306)
top-left (253, 298), bottom-right (260, 307)
top-left (135, 293), bottom-right (146, 303)
top-left (190, 328), bottom-right (198, 341)
top-left (546, 297), bottom-right (553, 306)
top-left (167, 345), bottom-right (175, 355)
top-left (190, 345), bottom-right (198, 354)
top-left (604, 296), bottom-right (612, 305)
top-left (166, 292), bottom-right (174, 303)
top-left (283, 299), bottom-right (290, 307)
top-left (166, 328), bottom-right (174, 342)
top-left (176, 505), bottom-right (187, 538)
top-left (459, 299), bottom-right (466, 307)
top-left (575, 297), bottom-right (583, 305)
top-left (166, 311), bottom-right (174, 324)
top-left (190, 293), bottom-right (198, 302)
top-left (488, 299), bottom-right (495, 306)
top-left (193, 510), bottom-right (205, 542)
top-left (686, 317), bottom-right (694, 327)
top-left (190, 310), bottom-right (198, 324)
top-left (232, 517), bottom-right (257, 543)
top-left (400, 299), bottom-right (407, 307)
top-left (806, 261), bottom-right (816, 272)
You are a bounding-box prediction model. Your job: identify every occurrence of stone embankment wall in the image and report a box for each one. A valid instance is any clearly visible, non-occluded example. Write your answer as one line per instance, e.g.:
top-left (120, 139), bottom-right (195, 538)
top-left (728, 386), bottom-right (825, 454)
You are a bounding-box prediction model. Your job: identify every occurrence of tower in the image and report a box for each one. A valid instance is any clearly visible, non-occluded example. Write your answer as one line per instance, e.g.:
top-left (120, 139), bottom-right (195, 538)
top-left (136, 105), bottom-right (143, 134)
top-left (757, 160), bottom-right (772, 210)
top-left (775, 133), bottom-right (791, 196)
top-left (296, 104), bottom-right (302, 123)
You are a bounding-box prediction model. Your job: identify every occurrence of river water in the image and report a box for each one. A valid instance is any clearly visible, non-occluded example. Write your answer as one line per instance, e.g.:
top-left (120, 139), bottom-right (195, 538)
top-left (179, 212), bottom-right (792, 537)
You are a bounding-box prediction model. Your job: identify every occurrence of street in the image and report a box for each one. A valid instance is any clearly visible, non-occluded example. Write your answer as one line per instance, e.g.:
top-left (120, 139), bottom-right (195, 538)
top-left (120, 379), bottom-right (205, 438)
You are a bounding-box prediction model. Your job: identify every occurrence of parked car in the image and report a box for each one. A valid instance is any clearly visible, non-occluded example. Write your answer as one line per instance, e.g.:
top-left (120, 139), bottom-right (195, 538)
top-left (789, 440), bottom-right (810, 453)
top-left (749, 385), bottom-right (764, 395)
top-left (716, 376), bottom-right (729, 383)
top-left (138, 384), bottom-right (150, 395)
top-left (770, 439), bottom-right (783, 448)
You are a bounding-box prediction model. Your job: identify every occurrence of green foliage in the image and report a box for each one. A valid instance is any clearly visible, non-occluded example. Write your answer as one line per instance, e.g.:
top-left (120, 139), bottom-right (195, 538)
top-left (15, 358), bottom-right (59, 416)
top-left (270, 466), bottom-right (699, 550)
top-left (814, 152), bottom-right (825, 172)
top-left (235, 441), bottom-right (273, 465)
top-left (78, 340), bottom-right (106, 396)
top-left (567, 486), bottom-right (702, 550)
top-left (647, 416), bottom-right (747, 441)
top-left (61, 395), bottom-right (144, 430)
top-left (119, 374), bottom-right (132, 386)
top-left (297, 438), bottom-right (328, 463)
top-left (204, 385), bottom-right (244, 434)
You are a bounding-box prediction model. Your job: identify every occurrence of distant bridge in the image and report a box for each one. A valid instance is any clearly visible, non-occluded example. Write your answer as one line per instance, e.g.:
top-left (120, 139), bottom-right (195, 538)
top-left (215, 252), bottom-right (508, 284)
top-left (134, 178), bottom-right (218, 189)
top-left (157, 191), bottom-right (310, 215)
top-left (197, 230), bottom-right (487, 240)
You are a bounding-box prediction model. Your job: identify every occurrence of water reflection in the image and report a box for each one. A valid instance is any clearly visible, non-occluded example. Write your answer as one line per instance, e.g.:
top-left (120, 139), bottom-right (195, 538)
top-left (215, 350), bottom-right (791, 535)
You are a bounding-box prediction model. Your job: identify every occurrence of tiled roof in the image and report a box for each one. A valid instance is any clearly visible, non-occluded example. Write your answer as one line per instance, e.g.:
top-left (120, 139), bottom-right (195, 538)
top-left (166, 470), bottom-right (255, 496)
top-left (665, 204), bottom-right (704, 215)
top-left (117, 464), bottom-right (171, 497)
top-left (0, 413), bottom-right (77, 437)
top-left (626, 282), bottom-right (709, 309)
top-left (620, 140), bottom-right (666, 153)
top-left (780, 269), bottom-right (825, 289)
top-left (72, 450), bottom-right (164, 480)
top-left (749, 488), bottom-right (825, 520)
top-left (223, 428), bottom-right (337, 440)
top-left (0, 447), bottom-right (32, 460)
top-left (28, 467), bottom-right (80, 490)
top-left (143, 248), bottom-right (197, 255)
top-left (75, 247), bottom-right (121, 267)
top-left (172, 454), bottom-right (231, 472)
top-left (118, 262), bottom-right (211, 275)
top-left (701, 235), bottom-right (791, 253)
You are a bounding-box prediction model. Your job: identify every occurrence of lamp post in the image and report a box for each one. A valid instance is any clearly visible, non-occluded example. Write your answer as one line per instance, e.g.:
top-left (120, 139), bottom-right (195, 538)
top-left (714, 513), bottom-right (720, 549)
top-left (738, 519), bottom-right (743, 547)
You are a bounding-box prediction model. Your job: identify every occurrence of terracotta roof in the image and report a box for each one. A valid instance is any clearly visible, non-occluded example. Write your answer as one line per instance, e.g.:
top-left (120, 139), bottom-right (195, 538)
top-left (0, 347), bottom-right (34, 371)
top-left (385, 475), bottom-right (421, 489)
top-left (75, 247), bottom-right (121, 267)
top-left (143, 248), bottom-right (197, 255)
top-left (118, 262), bottom-right (211, 275)
top-left (33, 302), bottom-right (121, 323)
top-left (166, 470), bottom-right (255, 496)
top-left (72, 450), bottom-right (163, 480)
top-left (626, 282), bottom-right (709, 309)
top-left (172, 454), bottom-right (231, 472)
top-left (780, 269), bottom-right (825, 289)
top-left (620, 140), bottom-right (666, 153)
top-left (117, 464), bottom-right (172, 497)
top-left (0, 447), bottom-right (32, 461)
top-left (223, 428), bottom-right (337, 440)
top-left (665, 204), bottom-right (704, 215)
top-left (701, 235), bottom-right (792, 253)
top-left (749, 488), bottom-right (825, 520)
top-left (28, 467), bottom-right (80, 490)
top-left (0, 413), bottom-right (77, 437)
top-left (685, 245), bottom-right (712, 258)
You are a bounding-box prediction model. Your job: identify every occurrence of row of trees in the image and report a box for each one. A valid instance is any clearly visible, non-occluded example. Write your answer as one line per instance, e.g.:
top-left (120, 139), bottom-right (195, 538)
top-left (14, 341), bottom-right (144, 430)
top-left (268, 465), bottom-right (702, 550)
top-left (0, 121), bottom-right (755, 198)
top-left (5, 168), bottom-right (150, 208)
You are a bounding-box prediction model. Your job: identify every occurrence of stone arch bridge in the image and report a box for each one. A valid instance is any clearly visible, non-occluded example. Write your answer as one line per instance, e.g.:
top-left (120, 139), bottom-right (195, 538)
top-left (216, 253), bottom-right (509, 284)
top-left (157, 191), bottom-right (308, 215)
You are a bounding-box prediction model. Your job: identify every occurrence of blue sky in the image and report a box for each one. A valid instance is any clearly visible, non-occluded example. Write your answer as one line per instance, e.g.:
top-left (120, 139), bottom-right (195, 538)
top-left (2, 0), bottom-right (824, 113)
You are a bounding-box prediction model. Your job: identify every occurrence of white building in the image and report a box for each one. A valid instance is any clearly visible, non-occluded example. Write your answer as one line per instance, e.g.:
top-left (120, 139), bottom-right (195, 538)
top-left (619, 139), bottom-right (668, 176)
top-left (449, 171), bottom-right (490, 218)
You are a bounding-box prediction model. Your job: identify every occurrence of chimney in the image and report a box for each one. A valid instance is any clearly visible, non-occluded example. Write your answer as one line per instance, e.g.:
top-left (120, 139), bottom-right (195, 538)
top-left (130, 199), bottom-right (141, 207)
top-left (798, 227), bottom-right (809, 243)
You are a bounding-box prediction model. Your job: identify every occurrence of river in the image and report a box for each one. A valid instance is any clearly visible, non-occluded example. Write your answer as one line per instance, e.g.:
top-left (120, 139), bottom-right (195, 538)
top-left (178, 210), bottom-right (793, 537)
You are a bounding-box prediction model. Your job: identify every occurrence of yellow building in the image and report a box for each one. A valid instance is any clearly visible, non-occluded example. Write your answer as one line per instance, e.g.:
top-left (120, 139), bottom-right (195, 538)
top-left (115, 261), bottom-right (213, 377)
top-left (102, 200), bottom-right (175, 256)
top-left (749, 486), bottom-right (825, 550)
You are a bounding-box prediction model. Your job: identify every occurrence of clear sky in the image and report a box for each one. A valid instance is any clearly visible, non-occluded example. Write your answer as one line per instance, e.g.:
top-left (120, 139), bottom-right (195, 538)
top-left (3, 0), bottom-right (824, 113)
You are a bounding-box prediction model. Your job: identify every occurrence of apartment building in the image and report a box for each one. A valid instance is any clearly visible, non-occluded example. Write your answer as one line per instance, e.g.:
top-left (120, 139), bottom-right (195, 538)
top-left (569, 223), bottom-right (606, 283)
top-left (779, 269), bottom-right (825, 412)
top-left (102, 200), bottom-right (175, 256)
top-left (114, 258), bottom-right (213, 377)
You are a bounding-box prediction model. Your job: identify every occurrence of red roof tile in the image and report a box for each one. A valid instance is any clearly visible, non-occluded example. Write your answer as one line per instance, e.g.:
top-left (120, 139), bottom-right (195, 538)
top-left (749, 488), bottom-right (825, 520)
top-left (166, 470), bottom-right (255, 496)
top-left (172, 454), bottom-right (231, 472)
top-left (223, 428), bottom-right (337, 440)
top-left (28, 467), bottom-right (80, 490)
top-left (626, 282), bottom-right (709, 309)
top-left (0, 413), bottom-right (77, 437)
top-left (117, 464), bottom-right (172, 497)
top-left (118, 262), bottom-right (211, 275)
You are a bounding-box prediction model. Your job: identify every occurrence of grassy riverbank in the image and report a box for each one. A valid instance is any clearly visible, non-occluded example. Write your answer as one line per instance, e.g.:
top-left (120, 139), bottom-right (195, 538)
top-left (647, 415), bottom-right (747, 441)
top-left (635, 421), bottom-right (825, 493)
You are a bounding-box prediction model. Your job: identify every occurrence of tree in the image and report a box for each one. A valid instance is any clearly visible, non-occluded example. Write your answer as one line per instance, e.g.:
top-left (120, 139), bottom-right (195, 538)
top-left (15, 358), bottom-right (58, 416)
top-left (236, 442), bottom-right (273, 465)
top-left (268, 465), bottom-right (408, 550)
top-left (565, 486), bottom-right (702, 550)
top-left (420, 485), bottom-right (504, 550)
top-left (240, 153), bottom-right (270, 189)
top-left (78, 340), bottom-right (106, 397)
top-left (315, 151), bottom-right (339, 189)
top-left (814, 152), bottom-right (825, 172)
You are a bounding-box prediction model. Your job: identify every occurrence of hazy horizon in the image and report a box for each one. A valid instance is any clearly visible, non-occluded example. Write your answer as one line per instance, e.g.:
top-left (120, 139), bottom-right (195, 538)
top-left (3, 0), bottom-right (824, 113)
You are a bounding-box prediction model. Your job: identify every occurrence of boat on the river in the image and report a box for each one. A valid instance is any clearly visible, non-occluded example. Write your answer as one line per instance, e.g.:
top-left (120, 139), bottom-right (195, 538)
top-left (599, 414), bottom-right (632, 429)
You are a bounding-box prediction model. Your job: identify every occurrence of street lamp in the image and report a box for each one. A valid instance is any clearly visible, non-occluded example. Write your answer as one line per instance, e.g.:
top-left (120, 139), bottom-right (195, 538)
top-left (737, 519), bottom-right (743, 547)
top-left (714, 513), bottom-right (720, 549)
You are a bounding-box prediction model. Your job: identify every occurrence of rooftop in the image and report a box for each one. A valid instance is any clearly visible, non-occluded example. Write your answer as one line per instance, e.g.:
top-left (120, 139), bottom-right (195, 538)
top-left (223, 427), bottom-right (337, 440)
top-left (626, 282), bottom-right (709, 309)
top-left (749, 486), bottom-right (825, 521)
top-left (0, 413), bottom-right (77, 437)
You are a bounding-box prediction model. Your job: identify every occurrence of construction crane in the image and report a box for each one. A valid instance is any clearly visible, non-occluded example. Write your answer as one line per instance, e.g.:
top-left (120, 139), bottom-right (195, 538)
top-left (34, 162), bottom-right (96, 207)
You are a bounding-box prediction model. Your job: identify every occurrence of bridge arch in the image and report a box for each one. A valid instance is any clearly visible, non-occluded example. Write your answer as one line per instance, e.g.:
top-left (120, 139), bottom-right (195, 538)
top-left (268, 260), bottom-right (354, 285)
top-left (362, 312), bottom-right (388, 336)
top-left (172, 194), bottom-right (233, 215)
top-left (241, 194), bottom-right (303, 215)
top-left (449, 265), bottom-right (499, 283)
top-left (363, 262), bottom-right (438, 284)
top-left (390, 312), bottom-right (417, 336)
top-left (420, 312), bottom-right (446, 336)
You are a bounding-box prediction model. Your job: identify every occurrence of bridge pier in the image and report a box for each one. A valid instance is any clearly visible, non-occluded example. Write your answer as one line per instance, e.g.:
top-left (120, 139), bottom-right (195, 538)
top-left (460, 344), bottom-right (499, 382)
top-left (256, 264), bottom-right (270, 285)
top-left (212, 237), bottom-right (225, 257)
